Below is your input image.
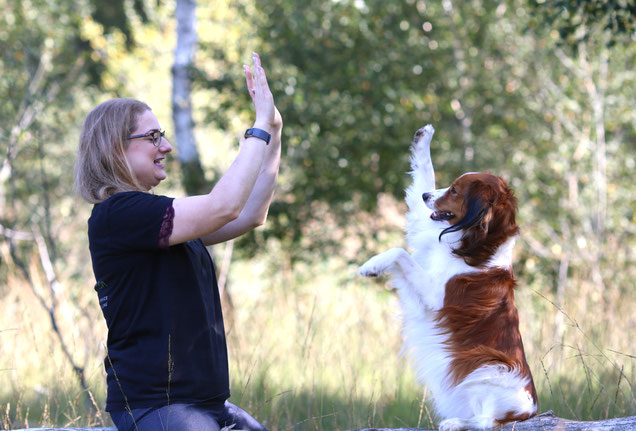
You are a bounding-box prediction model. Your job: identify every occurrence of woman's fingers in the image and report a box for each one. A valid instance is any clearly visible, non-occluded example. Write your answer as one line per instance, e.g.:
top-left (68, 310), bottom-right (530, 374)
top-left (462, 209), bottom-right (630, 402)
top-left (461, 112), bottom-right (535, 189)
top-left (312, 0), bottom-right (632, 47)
top-left (245, 52), bottom-right (276, 127)
top-left (252, 53), bottom-right (272, 95)
top-left (244, 65), bottom-right (256, 100)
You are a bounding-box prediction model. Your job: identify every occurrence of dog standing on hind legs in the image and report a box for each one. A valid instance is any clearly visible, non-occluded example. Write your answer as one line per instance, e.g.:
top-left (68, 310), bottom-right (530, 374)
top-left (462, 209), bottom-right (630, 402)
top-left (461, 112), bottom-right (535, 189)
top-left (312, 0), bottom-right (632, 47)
top-left (358, 125), bottom-right (537, 431)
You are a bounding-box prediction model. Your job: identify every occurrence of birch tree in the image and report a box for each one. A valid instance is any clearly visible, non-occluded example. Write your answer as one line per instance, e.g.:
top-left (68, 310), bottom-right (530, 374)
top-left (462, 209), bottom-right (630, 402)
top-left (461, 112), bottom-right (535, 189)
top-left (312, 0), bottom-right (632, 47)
top-left (173, 0), bottom-right (208, 195)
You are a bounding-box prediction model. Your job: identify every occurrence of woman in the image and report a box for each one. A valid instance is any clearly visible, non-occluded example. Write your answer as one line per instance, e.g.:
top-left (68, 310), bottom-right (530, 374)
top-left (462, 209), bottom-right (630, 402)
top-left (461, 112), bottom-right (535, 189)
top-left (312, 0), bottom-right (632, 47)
top-left (74, 53), bottom-right (281, 431)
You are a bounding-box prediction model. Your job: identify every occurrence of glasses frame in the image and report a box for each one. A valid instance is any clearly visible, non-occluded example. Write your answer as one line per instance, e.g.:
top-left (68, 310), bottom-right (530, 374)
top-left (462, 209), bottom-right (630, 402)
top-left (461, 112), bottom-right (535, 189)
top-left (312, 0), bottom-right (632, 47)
top-left (127, 129), bottom-right (165, 147)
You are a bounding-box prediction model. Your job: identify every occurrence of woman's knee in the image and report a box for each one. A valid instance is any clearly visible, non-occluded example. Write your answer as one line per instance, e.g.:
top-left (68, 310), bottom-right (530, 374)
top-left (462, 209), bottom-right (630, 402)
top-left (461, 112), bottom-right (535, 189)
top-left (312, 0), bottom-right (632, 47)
top-left (217, 401), bottom-right (268, 431)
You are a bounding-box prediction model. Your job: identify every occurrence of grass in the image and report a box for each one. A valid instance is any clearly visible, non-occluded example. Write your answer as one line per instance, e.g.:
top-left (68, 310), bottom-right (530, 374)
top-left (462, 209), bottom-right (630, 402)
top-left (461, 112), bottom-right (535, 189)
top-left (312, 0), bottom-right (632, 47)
top-left (1, 249), bottom-right (634, 429)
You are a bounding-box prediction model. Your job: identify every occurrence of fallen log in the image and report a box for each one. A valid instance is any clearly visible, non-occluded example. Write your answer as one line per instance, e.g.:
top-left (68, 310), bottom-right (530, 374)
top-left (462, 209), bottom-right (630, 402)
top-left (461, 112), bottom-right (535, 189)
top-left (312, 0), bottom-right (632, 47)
top-left (5, 411), bottom-right (636, 431)
top-left (349, 411), bottom-right (636, 431)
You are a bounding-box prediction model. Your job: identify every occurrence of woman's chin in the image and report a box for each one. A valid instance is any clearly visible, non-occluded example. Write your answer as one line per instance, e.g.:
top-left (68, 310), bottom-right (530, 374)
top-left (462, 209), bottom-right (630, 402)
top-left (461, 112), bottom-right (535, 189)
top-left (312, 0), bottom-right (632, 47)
top-left (143, 176), bottom-right (166, 191)
top-left (154, 169), bottom-right (167, 183)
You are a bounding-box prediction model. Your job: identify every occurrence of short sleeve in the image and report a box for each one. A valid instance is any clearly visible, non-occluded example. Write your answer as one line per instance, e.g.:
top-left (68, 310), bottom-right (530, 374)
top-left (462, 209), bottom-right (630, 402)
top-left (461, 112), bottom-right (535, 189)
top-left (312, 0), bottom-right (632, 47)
top-left (102, 191), bottom-right (175, 251)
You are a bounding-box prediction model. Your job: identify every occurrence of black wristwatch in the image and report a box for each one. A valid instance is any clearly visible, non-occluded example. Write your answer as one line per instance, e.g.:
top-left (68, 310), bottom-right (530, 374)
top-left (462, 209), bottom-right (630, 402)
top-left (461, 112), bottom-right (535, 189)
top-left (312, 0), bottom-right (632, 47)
top-left (244, 128), bottom-right (271, 144)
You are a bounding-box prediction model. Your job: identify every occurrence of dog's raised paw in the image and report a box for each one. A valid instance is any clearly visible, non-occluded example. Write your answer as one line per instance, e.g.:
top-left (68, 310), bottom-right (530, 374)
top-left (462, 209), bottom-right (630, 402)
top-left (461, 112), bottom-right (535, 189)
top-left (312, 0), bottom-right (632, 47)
top-left (411, 125), bottom-right (435, 159)
top-left (358, 262), bottom-right (381, 277)
top-left (358, 255), bottom-right (389, 277)
top-left (414, 124), bottom-right (435, 141)
top-left (358, 249), bottom-right (405, 277)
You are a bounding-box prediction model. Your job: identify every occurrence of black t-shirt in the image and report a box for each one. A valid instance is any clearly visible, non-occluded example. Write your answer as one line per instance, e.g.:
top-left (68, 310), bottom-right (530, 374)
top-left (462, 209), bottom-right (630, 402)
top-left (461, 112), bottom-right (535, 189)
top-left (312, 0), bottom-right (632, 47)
top-left (88, 191), bottom-right (230, 411)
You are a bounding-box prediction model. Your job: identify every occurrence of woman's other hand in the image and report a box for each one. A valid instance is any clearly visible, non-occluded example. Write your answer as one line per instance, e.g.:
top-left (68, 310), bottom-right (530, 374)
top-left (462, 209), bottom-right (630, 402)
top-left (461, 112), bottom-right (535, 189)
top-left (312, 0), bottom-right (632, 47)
top-left (244, 53), bottom-right (282, 132)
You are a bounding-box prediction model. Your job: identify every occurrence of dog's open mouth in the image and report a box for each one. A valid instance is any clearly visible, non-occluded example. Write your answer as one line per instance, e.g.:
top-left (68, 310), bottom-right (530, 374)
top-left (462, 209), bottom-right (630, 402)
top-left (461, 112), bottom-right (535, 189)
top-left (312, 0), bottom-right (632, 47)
top-left (430, 211), bottom-right (454, 221)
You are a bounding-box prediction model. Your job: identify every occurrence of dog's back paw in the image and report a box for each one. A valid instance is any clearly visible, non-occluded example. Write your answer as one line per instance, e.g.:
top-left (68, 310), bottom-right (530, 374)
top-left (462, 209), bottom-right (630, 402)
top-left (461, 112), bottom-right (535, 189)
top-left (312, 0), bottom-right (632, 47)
top-left (439, 418), bottom-right (463, 431)
top-left (439, 418), bottom-right (465, 431)
top-left (439, 416), bottom-right (496, 431)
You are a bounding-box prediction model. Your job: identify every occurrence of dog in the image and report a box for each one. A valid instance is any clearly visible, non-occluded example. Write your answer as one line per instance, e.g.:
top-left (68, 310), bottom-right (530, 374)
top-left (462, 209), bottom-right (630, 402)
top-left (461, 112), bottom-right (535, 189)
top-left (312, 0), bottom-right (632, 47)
top-left (358, 125), bottom-right (537, 431)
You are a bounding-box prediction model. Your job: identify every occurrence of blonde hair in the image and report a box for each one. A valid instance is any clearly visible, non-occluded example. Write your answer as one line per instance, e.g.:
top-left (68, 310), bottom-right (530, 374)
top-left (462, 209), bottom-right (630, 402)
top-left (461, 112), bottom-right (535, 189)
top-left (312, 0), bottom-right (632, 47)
top-left (74, 98), bottom-right (151, 203)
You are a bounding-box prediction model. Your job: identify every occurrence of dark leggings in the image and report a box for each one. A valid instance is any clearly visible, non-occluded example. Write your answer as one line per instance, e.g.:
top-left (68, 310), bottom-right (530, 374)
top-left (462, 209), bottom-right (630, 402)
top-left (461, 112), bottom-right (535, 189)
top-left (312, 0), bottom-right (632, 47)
top-left (110, 401), bottom-right (269, 431)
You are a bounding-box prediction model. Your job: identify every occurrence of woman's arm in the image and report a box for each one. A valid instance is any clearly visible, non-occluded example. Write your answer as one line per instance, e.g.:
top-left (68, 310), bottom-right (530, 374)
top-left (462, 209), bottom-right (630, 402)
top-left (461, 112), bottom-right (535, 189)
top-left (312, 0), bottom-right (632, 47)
top-left (200, 122), bottom-right (281, 245)
top-left (168, 53), bottom-right (278, 246)
top-left (200, 58), bottom-right (283, 245)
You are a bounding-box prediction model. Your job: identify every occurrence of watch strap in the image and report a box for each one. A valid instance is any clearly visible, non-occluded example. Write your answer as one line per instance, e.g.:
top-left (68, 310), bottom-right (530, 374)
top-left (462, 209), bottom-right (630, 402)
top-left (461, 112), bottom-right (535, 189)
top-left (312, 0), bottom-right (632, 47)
top-left (244, 127), bottom-right (271, 144)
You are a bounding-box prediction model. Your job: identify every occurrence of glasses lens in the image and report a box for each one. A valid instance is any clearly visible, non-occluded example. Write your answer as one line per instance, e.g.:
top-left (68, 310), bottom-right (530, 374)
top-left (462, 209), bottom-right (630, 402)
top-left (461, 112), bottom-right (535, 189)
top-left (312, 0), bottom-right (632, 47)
top-left (151, 130), bottom-right (161, 146)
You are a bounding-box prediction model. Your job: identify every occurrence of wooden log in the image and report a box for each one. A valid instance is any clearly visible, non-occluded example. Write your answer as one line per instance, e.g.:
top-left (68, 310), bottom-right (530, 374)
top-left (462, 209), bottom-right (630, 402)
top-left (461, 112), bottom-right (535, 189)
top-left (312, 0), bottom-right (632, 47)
top-left (5, 411), bottom-right (636, 431)
top-left (348, 411), bottom-right (636, 431)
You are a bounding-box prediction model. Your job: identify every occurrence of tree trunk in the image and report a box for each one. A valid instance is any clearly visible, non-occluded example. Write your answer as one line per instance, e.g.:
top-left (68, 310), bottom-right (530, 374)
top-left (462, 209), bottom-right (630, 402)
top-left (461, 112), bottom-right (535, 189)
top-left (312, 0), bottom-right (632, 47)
top-left (172, 0), bottom-right (208, 195)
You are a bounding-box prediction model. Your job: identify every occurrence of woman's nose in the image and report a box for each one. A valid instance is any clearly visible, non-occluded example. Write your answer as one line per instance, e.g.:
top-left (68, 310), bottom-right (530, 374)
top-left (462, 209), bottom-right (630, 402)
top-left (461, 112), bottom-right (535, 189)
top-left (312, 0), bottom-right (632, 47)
top-left (159, 138), bottom-right (172, 153)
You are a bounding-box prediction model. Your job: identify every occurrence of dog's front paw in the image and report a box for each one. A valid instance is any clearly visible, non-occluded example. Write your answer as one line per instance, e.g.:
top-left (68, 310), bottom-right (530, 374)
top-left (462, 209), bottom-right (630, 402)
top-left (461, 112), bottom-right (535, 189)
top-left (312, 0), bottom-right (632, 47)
top-left (358, 248), bottom-right (405, 277)
top-left (358, 254), bottom-right (389, 277)
top-left (413, 124), bottom-right (435, 148)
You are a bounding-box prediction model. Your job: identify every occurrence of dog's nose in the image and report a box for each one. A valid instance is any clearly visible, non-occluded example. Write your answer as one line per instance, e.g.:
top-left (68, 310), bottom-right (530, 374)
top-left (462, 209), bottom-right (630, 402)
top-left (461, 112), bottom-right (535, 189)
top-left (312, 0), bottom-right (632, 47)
top-left (422, 192), bottom-right (432, 202)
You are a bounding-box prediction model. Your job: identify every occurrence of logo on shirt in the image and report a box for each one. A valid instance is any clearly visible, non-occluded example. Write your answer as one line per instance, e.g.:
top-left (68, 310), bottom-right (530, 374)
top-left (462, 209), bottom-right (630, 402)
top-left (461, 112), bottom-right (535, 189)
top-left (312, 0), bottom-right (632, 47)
top-left (94, 280), bottom-right (107, 291)
top-left (95, 281), bottom-right (108, 309)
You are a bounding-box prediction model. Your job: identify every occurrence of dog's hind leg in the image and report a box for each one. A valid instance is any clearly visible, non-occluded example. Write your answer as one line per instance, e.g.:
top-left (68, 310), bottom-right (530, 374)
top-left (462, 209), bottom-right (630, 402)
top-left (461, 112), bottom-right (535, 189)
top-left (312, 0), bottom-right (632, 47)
top-left (358, 247), bottom-right (439, 310)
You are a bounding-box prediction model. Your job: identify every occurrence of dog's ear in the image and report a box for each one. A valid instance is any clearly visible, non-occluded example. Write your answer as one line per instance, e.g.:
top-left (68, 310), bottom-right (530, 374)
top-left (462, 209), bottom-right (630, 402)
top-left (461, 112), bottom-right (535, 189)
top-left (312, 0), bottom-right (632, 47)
top-left (453, 177), bottom-right (519, 266)
top-left (439, 187), bottom-right (492, 241)
top-left (479, 206), bottom-right (493, 234)
top-left (468, 179), bottom-right (500, 237)
top-left (440, 179), bottom-right (501, 266)
top-left (489, 176), bottom-right (518, 238)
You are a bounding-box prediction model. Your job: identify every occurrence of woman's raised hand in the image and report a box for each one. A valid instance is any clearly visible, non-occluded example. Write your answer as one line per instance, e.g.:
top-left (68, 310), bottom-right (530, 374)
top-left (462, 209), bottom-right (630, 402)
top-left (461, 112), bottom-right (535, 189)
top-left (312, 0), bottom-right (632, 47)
top-left (244, 52), bottom-right (282, 132)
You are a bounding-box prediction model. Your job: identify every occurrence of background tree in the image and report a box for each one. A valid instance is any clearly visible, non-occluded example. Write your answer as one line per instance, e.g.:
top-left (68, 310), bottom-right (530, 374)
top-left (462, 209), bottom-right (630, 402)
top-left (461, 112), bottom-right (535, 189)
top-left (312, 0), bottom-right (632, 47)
top-left (529, 0), bottom-right (635, 48)
top-left (0, 0), bottom-right (104, 413)
top-left (173, 0), bottom-right (209, 196)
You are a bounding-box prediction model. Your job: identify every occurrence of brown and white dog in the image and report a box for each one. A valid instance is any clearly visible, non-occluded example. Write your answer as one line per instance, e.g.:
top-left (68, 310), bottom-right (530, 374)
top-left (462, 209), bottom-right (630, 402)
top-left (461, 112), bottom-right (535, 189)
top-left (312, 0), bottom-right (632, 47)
top-left (358, 125), bottom-right (537, 431)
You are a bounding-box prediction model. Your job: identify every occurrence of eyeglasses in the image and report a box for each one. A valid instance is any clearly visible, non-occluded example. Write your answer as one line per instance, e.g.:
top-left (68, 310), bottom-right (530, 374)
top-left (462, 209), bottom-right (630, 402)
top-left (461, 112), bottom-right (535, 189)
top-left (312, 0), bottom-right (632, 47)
top-left (127, 129), bottom-right (165, 147)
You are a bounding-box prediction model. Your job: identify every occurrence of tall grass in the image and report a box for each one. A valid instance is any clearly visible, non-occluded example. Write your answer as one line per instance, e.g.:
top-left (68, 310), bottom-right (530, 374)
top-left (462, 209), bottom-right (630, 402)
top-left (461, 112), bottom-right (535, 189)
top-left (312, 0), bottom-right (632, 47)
top-left (1, 246), bottom-right (634, 429)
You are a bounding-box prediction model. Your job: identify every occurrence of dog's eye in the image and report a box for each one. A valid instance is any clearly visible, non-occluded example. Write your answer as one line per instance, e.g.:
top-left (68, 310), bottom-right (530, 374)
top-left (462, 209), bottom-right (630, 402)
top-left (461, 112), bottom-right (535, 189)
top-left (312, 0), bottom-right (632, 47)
top-left (451, 186), bottom-right (457, 195)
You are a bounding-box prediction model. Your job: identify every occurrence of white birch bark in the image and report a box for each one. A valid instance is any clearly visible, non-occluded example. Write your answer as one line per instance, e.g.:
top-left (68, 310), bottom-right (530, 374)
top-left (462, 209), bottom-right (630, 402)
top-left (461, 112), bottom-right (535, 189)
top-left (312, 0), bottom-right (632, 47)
top-left (172, 0), bottom-right (206, 195)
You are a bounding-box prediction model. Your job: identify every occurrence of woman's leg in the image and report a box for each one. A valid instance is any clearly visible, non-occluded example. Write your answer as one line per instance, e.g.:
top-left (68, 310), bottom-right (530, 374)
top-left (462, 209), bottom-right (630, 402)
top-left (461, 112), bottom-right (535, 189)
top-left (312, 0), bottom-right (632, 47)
top-left (110, 404), bottom-right (222, 431)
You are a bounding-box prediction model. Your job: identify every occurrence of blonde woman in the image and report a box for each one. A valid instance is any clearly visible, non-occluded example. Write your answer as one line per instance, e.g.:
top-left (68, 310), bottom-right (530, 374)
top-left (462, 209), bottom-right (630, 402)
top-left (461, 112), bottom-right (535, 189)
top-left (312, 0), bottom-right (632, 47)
top-left (75, 53), bottom-right (280, 431)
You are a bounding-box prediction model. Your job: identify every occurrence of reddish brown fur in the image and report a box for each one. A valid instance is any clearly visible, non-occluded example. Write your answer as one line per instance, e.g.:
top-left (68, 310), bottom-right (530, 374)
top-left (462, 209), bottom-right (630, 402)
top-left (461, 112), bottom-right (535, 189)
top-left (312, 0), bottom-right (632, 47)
top-left (434, 173), bottom-right (519, 267)
top-left (435, 268), bottom-right (538, 408)
top-left (495, 410), bottom-right (535, 426)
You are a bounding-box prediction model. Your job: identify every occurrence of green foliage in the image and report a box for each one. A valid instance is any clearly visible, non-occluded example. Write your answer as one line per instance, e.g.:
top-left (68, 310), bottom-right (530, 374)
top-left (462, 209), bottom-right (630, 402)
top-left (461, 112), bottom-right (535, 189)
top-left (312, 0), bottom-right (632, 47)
top-left (196, 0), bottom-right (542, 258)
top-left (0, 0), bottom-right (99, 288)
top-left (89, 0), bottom-right (149, 48)
top-left (529, 0), bottom-right (636, 48)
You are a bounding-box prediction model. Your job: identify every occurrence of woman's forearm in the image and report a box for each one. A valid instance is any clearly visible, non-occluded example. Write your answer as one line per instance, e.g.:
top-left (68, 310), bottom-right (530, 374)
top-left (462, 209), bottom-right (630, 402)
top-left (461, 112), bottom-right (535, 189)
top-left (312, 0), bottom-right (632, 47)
top-left (241, 129), bottom-right (282, 223)
top-left (199, 128), bottom-right (281, 246)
